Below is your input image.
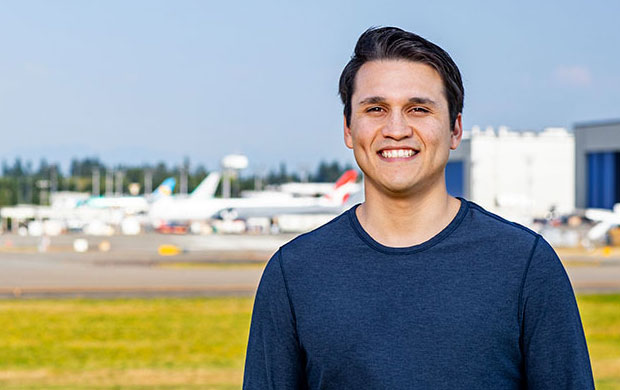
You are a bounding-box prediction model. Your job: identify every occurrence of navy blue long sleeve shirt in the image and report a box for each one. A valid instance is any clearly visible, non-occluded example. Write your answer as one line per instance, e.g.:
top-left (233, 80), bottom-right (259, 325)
top-left (243, 198), bottom-right (594, 389)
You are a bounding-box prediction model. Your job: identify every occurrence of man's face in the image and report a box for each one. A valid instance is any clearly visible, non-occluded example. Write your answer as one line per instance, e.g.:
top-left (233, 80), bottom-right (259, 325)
top-left (344, 59), bottom-right (462, 197)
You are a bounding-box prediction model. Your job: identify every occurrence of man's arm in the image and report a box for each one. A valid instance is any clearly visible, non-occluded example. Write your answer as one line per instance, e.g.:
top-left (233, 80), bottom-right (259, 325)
top-left (520, 236), bottom-right (595, 389)
top-left (243, 249), bottom-right (307, 389)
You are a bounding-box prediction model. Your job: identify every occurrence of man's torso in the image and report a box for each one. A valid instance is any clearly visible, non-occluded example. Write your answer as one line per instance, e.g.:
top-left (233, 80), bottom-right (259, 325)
top-left (279, 198), bottom-right (534, 388)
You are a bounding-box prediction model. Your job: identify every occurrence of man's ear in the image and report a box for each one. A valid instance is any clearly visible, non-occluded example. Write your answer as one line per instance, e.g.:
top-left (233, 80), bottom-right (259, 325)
top-left (344, 115), bottom-right (354, 149)
top-left (450, 113), bottom-right (463, 150)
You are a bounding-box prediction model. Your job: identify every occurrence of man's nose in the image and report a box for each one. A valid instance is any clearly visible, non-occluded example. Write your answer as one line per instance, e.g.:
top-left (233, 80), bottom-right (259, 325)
top-left (381, 112), bottom-right (412, 140)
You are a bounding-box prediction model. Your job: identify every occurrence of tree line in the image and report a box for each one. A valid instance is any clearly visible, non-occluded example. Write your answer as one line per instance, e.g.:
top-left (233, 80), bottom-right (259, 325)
top-left (0, 157), bottom-right (355, 207)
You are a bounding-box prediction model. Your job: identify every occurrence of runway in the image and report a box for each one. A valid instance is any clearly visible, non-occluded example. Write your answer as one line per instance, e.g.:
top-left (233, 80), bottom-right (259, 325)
top-left (1, 233), bottom-right (619, 298)
top-left (0, 233), bottom-right (287, 298)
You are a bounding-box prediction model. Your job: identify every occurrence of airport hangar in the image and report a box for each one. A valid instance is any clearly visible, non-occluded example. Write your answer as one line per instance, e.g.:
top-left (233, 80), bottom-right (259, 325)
top-left (446, 126), bottom-right (574, 219)
top-left (575, 119), bottom-right (620, 210)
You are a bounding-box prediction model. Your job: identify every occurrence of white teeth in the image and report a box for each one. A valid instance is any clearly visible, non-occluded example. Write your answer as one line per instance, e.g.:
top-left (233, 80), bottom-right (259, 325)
top-left (381, 149), bottom-right (415, 158)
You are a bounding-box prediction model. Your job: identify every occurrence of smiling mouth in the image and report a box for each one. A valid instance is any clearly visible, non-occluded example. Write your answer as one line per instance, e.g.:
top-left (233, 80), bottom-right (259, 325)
top-left (378, 148), bottom-right (419, 159)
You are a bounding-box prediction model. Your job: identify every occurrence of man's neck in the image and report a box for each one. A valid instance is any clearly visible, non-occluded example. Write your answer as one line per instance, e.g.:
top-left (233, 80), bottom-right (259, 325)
top-left (356, 182), bottom-right (461, 248)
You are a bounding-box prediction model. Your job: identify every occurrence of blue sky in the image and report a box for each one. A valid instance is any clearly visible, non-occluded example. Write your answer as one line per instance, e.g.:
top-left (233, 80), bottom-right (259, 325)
top-left (1, 0), bottom-right (618, 174)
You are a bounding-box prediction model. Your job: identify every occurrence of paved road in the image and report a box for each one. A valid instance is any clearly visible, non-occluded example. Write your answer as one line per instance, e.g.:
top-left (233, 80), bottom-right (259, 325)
top-left (0, 233), bottom-right (619, 298)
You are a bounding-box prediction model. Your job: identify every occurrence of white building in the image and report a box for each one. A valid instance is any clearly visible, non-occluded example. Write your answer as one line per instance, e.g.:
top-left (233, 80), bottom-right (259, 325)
top-left (448, 126), bottom-right (574, 219)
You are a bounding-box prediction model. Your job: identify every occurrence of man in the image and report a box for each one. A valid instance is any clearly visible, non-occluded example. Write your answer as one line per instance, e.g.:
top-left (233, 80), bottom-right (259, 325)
top-left (243, 27), bottom-right (594, 389)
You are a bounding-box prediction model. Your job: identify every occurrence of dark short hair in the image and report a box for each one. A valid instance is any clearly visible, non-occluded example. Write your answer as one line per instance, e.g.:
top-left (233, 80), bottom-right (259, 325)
top-left (339, 26), bottom-right (464, 128)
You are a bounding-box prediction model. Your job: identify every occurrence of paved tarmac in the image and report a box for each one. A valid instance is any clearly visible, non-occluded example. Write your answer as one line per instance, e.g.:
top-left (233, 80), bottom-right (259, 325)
top-left (0, 233), bottom-right (287, 298)
top-left (0, 233), bottom-right (619, 298)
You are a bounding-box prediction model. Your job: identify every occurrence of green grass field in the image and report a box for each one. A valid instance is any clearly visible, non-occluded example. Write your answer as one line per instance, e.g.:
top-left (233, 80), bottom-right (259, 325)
top-left (0, 295), bottom-right (617, 389)
top-left (577, 295), bottom-right (620, 389)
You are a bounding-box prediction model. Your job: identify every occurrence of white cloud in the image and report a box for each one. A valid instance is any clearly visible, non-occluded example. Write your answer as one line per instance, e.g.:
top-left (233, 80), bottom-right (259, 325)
top-left (552, 65), bottom-right (592, 87)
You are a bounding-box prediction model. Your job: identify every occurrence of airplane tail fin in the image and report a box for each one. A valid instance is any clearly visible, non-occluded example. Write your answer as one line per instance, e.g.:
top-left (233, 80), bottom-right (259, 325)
top-left (152, 177), bottom-right (176, 198)
top-left (189, 172), bottom-right (221, 199)
top-left (323, 170), bottom-right (359, 205)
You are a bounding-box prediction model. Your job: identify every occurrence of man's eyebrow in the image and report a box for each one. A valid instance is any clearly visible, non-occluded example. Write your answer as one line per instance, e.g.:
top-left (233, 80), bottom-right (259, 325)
top-left (408, 97), bottom-right (437, 106)
top-left (357, 96), bottom-right (438, 106)
top-left (358, 96), bottom-right (386, 105)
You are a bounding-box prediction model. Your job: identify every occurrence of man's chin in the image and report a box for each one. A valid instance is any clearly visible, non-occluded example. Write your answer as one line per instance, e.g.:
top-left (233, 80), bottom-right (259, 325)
top-left (363, 176), bottom-right (424, 198)
top-left (379, 182), bottom-right (419, 197)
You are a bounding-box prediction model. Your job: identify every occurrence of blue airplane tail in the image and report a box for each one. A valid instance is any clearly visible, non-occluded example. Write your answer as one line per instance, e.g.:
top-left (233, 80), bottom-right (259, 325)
top-left (152, 177), bottom-right (176, 197)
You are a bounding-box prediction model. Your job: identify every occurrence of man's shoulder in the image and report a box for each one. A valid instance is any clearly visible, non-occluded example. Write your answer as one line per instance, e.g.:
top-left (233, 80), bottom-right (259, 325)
top-left (461, 198), bottom-right (540, 247)
top-left (465, 198), bottom-right (538, 236)
top-left (279, 208), bottom-right (353, 255)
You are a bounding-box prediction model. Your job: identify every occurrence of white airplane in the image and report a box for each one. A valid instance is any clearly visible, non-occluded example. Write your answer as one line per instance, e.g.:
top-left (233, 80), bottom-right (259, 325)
top-left (81, 172), bottom-right (221, 214)
top-left (80, 177), bottom-right (176, 214)
top-left (148, 170), bottom-right (360, 227)
top-left (274, 182), bottom-right (347, 197)
top-left (241, 179), bottom-right (362, 200)
top-left (584, 203), bottom-right (620, 243)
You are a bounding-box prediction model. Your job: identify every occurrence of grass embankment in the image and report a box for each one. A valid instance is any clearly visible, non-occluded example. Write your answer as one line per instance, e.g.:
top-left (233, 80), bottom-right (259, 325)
top-left (577, 295), bottom-right (620, 389)
top-left (0, 298), bottom-right (254, 390)
top-left (0, 295), bottom-right (617, 389)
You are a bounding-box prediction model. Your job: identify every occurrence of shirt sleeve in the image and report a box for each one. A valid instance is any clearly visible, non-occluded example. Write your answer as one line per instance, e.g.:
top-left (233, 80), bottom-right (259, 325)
top-left (520, 236), bottom-right (595, 389)
top-left (243, 249), bottom-right (307, 389)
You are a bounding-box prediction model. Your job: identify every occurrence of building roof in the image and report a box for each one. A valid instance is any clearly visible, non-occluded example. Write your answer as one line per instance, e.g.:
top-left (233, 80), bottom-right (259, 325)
top-left (574, 118), bottom-right (620, 129)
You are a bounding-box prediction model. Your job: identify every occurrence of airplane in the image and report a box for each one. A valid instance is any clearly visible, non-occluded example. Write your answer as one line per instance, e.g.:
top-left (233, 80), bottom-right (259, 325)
top-left (80, 177), bottom-right (177, 214)
top-left (81, 170), bottom-right (223, 211)
top-left (250, 179), bottom-right (356, 198)
top-left (241, 170), bottom-right (362, 200)
top-left (148, 170), bottom-right (360, 227)
top-left (584, 203), bottom-right (620, 244)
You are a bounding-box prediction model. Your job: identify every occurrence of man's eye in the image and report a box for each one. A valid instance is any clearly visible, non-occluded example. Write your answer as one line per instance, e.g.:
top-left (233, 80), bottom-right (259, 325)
top-left (366, 107), bottom-right (384, 113)
top-left (411, 107), bottom-right (429, 113)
